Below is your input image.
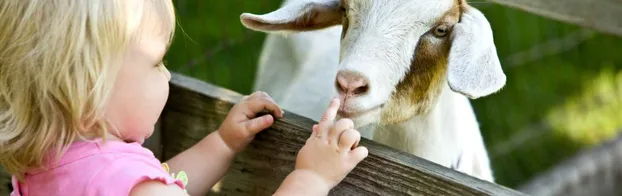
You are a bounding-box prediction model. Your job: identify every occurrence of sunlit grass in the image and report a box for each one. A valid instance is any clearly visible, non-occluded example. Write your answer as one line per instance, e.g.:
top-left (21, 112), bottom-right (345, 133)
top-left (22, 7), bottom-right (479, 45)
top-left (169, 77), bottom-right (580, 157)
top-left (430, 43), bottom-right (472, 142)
top-left (547, 66), bottom-right (622, 146)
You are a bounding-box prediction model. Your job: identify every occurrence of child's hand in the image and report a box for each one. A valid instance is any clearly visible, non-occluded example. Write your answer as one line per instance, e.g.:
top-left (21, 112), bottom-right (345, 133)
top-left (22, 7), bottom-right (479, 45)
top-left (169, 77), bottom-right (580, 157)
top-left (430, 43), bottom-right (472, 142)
top-left (218, 91), bottom-right (284, 152)
top-left (295, 98), bottom-right (369, 190)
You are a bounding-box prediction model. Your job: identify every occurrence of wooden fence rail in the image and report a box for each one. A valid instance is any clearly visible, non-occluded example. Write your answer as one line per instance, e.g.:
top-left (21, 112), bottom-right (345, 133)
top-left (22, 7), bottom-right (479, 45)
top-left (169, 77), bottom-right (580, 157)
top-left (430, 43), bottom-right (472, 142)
top-left (152, 73), bottom-right (526, 195)
top-left (517, 130), bottom-right (622, 196)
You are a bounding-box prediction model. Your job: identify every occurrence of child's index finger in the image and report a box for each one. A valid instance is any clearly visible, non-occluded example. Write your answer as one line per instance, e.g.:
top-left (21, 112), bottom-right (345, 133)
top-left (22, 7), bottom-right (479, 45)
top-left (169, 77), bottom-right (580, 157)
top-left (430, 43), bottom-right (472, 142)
top-left (322, 98), bottom-right (340, 122)
top-left (316, 98), bottom-right (340, 138)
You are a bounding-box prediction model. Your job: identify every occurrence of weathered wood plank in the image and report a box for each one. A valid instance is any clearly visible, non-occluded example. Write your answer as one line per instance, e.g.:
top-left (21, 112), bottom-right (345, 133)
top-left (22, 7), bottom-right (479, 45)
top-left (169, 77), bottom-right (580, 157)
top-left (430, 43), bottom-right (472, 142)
top-left (488, 0), bottom-right (622, 36)
top-left (518, 130), bottom-right (622, 196)
top-left (159, 72), bottom-right (526, 196)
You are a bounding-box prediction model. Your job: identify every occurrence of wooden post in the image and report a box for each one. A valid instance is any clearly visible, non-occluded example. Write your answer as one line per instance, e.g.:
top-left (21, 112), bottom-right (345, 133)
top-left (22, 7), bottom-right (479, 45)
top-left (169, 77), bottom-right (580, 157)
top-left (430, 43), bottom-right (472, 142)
top-left (158, 72), bottom-right (526, 196)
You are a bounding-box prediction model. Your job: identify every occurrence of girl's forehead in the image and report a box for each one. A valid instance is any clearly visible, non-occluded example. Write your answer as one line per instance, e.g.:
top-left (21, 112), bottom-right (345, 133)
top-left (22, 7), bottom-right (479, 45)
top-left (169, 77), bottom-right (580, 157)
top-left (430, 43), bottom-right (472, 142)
top-left (124, 0), bottom-right (175, 45)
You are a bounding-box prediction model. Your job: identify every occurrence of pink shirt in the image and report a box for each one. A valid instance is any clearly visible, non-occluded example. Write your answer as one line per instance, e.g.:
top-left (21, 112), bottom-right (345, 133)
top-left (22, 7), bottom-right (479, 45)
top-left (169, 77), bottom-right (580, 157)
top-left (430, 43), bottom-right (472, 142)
top-left (10, 139), bottom-right (185, 196)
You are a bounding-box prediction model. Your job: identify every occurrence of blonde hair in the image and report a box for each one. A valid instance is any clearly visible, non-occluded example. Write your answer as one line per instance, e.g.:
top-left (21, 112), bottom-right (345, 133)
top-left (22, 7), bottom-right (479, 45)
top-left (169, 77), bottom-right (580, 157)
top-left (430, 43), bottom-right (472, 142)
top-left (0, 0), bottom-right (176, 180)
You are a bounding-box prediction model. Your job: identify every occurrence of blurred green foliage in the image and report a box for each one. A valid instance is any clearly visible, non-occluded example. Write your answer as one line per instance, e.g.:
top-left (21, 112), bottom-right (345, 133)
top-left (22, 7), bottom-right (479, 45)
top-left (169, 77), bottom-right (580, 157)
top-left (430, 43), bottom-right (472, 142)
top-left (165, 0), bottom-right (622, 189)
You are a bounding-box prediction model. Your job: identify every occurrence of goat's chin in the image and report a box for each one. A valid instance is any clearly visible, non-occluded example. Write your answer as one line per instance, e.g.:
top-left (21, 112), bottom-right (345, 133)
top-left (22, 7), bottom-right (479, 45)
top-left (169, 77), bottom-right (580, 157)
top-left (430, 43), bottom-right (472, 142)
top-left (338, 108), bottom-right (382, 129)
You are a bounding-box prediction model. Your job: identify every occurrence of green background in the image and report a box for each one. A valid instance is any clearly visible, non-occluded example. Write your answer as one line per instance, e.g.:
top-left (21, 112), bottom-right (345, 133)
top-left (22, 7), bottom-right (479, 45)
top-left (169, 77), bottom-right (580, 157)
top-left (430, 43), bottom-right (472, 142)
top-left (165, 0), bottom-right (622, 188)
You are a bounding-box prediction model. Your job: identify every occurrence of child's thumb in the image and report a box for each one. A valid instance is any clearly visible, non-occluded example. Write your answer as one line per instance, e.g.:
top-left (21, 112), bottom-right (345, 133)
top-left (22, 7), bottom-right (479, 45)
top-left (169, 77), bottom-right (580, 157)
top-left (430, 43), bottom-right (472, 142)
top-left (245, 114), bottom-right (275, 134)
top-left (349, 146), bottom-right (369, 164)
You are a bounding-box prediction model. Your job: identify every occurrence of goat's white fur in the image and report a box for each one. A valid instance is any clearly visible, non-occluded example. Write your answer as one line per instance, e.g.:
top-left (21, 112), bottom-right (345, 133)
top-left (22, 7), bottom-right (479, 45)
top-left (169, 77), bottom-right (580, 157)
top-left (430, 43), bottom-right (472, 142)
top-left (241, 0), bottom-right (505, 182)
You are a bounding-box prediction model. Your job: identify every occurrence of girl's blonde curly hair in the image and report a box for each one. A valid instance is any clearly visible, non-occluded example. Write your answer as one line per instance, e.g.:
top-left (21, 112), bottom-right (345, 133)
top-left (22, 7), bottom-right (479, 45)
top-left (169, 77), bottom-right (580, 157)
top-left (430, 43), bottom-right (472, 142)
top-left (0, 0), bottom-right (176, 180)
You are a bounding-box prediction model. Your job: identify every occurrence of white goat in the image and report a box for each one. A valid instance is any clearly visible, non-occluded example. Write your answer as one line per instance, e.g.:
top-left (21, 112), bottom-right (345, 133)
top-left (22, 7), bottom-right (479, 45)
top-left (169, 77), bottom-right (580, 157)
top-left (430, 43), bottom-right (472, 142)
top-left (240, 0), bottom-right (506, 182)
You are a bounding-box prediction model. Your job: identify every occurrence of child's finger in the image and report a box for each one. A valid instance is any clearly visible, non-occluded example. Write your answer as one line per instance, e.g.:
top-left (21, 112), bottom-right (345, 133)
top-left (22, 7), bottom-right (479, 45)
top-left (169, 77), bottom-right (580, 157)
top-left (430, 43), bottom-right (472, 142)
top-left (245, 94), bottom-right (283, 118)
top-left (245, 114), bottom-right (275, 134)
top-left (338, 129), bottom-right (360, 151)
top-left (257, 92), bottom-right (285, 117)
top-left (311, 124), bottom-right (319, 136)
top-left (309, 124), bottom-right (318, 137)
top-left (330, 119), bottom-right (354, 146)
top-left (317, 98), bottom-right (340, 139)
top-left (308, 124), bottom-right (319, 143)
top-left (349, 146), bottom-right (369, 164)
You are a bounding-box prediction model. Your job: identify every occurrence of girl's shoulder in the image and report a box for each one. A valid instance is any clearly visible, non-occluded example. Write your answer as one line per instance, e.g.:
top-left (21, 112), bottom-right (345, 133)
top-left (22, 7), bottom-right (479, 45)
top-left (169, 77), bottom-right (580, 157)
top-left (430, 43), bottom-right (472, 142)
top-left (83, 139), bottom-right (187, 195)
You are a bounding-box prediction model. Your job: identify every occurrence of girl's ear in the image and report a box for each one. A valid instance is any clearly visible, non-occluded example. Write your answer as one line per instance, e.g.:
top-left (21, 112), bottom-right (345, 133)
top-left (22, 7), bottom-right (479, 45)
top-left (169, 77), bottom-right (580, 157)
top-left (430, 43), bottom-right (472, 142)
top-left (240, 0), bottom-right (343, 33)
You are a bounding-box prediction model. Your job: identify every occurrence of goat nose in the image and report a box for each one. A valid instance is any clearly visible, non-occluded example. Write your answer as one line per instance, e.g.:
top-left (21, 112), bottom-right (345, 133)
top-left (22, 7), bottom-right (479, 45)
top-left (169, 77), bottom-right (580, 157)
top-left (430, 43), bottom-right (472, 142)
top-left (336, 71), bottom-right (369, 96)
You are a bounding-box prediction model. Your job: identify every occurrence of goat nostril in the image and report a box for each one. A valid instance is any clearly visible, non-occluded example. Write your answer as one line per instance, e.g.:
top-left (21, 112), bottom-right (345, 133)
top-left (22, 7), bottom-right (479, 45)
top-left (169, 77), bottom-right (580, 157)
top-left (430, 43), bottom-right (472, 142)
top-left (336, 71), bottom-right (369, 96)
top-left (353, 84), bottom-right (369, 95)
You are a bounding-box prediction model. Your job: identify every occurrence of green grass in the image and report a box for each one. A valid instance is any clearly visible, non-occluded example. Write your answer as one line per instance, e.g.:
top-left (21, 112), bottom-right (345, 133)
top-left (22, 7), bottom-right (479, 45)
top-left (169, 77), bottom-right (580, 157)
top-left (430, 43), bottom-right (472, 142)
top-left (165, 0), bottom-right (622, 189)
top-left (165, 0), bottom-right (283, 93)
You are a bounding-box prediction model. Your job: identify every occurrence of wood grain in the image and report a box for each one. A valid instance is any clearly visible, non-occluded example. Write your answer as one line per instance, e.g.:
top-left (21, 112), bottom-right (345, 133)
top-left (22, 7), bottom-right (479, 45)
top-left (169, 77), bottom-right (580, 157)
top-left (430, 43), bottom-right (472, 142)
top-left (159, 73), bottom-right (526, 196)
top-left (488, 0), bottom-right (622, 36)
top-left (518, 130), bottom-right (622, 196)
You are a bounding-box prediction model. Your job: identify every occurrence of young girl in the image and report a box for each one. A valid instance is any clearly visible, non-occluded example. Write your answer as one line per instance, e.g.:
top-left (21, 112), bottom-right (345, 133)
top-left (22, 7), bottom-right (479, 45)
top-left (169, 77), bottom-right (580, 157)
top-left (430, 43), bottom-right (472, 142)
top-left (0, 1), bottom-right (368, 195)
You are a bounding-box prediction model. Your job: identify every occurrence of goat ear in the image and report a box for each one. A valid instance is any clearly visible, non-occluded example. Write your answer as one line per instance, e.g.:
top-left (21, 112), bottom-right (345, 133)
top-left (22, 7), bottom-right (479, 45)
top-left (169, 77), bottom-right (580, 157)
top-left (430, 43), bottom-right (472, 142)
top-left (447, 7), bottom-right (506, 99)
top-left (240, 0), bottom-right (342, 33)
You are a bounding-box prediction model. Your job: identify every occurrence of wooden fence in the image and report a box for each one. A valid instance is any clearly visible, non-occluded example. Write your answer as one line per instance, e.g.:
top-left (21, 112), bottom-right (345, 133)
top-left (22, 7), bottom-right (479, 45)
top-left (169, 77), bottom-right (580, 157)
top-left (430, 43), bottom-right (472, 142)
top-left (517, 131), bottom-right (622, 196)
top-left (149, 73), bottom-right (526, 195)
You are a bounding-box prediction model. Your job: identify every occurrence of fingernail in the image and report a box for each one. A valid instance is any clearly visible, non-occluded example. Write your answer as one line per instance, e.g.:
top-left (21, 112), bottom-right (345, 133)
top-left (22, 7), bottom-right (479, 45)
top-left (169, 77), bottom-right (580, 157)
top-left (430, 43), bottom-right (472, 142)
top-left (264, 115), bottom-right (272, 123)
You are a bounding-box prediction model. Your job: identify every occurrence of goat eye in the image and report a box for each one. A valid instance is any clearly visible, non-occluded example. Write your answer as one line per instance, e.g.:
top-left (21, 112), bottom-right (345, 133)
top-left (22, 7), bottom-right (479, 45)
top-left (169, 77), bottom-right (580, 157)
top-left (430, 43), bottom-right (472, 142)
top-left (433, 24), bottom-right (449, 37)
